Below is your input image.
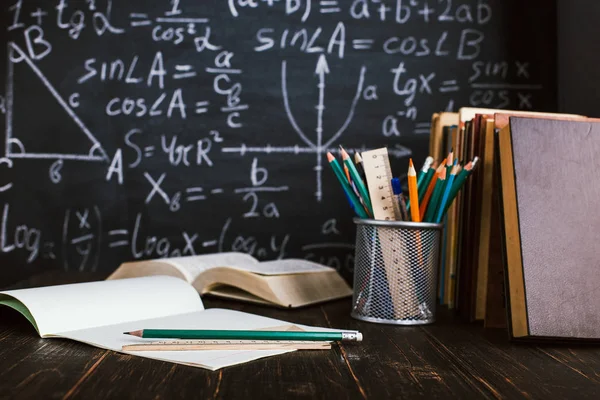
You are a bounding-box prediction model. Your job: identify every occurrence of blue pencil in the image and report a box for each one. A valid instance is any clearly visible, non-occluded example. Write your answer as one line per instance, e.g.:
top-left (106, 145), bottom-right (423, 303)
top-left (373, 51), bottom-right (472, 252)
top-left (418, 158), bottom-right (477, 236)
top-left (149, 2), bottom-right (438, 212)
top-left (391, 178), bottom-right (408, 221)
top-left (434, 163), bottom-right (459, 223)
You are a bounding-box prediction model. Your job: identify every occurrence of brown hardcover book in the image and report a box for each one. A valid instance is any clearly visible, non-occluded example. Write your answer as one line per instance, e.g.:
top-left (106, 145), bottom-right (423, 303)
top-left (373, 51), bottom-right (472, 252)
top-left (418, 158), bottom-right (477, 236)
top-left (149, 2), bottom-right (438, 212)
top-left (475, 119), bottom-right (496, 321)
top-left (457, 114), bottom-right (488, 320)
top-left (430, 112), bottom-right (459, 163)
top-left (454, 119), bottom-right (472, 314)
top-left (444, 125), bottom-right (461, 308)
top-left (458, 108), bottom-right (498, 127)
top-left (484, 141), bottom-right (509, 328)
top-left (429, 113), bottom-right (440, 158)
top-left (481, 112), bottom-right (585, 327)
top-left (498, 117), bottom-right (600, 339)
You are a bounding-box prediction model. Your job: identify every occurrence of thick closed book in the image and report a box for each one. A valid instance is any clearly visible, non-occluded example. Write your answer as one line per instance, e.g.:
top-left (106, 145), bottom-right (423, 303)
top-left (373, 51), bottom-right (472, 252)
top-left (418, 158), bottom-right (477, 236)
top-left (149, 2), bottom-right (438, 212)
top-left (497, 117), bottom-right (600, 340)
top-left (108, 252), bottom-right (351, 308)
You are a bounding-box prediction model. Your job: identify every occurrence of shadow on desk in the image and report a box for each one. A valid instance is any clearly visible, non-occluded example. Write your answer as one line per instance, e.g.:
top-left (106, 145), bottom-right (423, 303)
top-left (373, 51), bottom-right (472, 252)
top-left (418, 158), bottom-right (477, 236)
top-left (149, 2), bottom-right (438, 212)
top-left (1, 272), bottom-right (600, 399)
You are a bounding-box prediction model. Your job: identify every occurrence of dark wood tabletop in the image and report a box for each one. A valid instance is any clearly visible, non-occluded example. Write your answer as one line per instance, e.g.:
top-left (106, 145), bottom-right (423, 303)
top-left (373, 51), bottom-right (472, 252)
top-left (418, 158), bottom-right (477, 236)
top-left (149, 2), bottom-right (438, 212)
top-left (2, 272), bottom-right (600, 399)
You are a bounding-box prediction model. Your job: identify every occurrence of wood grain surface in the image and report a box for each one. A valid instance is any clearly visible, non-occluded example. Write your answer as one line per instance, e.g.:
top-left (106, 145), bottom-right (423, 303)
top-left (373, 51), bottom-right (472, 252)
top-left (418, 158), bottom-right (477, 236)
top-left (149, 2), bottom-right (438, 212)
top-left (2, 271), bottom-right (600, 399)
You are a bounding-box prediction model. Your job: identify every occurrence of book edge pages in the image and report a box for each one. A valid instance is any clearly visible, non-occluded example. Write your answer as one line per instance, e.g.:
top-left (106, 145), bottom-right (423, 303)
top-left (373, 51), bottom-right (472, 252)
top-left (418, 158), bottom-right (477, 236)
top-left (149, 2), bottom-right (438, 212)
top-left (107, 260), bottom-right (189, 282)
top-left (193, 267), bottom-right (281, 305)
top-left (194, 268), bottom-right (351, 308)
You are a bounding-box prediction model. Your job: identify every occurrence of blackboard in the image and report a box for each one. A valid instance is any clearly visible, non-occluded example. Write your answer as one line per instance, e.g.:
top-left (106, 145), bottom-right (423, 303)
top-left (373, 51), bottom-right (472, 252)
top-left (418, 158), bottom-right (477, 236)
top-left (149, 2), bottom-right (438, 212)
top-left (557, 0), bottom-right (600, 116)
top-left (0, 0), bottom-right (556, 285)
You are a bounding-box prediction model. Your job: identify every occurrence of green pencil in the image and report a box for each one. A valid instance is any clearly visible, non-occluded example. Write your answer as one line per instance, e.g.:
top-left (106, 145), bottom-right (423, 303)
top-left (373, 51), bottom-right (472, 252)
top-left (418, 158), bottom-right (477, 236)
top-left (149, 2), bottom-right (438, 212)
top-left (418, 167), bottom-right (436, 201)
top-left (124, 329), bottom-right (363, 342)
top-left (443, 157), bottom-right (478, 215)
top-left (416, 156), bottom-right (434, 186)
top-left (327, 152), bottom-right (369, 218)
top-left (435, 163), bottom-right (460, 223)
top-left (424, 168), bottom-right (446, 222)
top-left (340, 147), bottom-right (373, 215)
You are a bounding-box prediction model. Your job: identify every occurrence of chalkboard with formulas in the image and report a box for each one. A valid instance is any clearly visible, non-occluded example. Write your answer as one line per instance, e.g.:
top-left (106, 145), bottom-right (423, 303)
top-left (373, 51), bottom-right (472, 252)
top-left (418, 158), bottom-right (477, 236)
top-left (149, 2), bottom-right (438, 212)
top-left (0, 0), bottom-right (556, 286)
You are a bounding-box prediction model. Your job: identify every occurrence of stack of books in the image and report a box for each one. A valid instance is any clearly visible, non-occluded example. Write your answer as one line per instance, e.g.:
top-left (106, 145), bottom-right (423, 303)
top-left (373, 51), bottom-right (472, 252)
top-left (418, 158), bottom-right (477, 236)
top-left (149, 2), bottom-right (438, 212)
top-left (428, 108), bottom-right (600, 341)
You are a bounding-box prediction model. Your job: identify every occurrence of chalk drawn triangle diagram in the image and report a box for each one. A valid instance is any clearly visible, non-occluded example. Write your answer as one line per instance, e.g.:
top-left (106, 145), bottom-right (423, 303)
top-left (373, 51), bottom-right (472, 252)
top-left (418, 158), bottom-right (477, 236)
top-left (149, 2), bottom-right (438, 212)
top-left (5, 42), bottom-right (108, 162)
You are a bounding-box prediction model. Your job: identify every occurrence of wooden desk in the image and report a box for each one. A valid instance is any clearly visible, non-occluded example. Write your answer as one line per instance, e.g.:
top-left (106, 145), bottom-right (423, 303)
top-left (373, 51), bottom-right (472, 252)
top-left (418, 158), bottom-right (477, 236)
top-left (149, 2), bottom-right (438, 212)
top-left (2, 273), bottom-right (600, 399)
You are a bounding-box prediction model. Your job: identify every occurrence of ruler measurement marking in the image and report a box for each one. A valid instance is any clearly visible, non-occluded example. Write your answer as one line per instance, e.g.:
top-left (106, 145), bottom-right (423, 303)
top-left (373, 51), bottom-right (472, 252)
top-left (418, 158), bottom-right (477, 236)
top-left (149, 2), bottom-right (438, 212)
top-left (361, 148), bottom-right (400, 221)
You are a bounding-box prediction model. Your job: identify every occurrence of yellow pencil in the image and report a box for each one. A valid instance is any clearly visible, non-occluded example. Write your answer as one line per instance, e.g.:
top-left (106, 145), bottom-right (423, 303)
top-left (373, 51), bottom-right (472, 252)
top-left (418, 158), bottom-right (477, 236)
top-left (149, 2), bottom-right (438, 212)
top-left (408, 159), bottom-right (420, 222)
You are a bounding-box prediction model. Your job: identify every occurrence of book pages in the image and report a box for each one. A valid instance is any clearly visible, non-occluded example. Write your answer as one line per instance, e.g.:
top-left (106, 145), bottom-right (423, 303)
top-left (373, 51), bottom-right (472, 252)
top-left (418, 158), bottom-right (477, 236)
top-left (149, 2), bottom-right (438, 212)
top-left (164, 252), bottom-right (259, 281)
top-left (250, 259), bottom-right (333, 275)
top-left (0, 276), bottom-right (203, 336)
top-left (165, 254), bottom-right (332, 279)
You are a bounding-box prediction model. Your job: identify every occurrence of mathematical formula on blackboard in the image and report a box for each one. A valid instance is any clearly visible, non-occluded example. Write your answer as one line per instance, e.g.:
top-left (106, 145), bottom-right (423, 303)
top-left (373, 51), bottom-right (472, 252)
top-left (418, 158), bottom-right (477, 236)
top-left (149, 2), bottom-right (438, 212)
top-left (0, 0), bottom-right (553, 283)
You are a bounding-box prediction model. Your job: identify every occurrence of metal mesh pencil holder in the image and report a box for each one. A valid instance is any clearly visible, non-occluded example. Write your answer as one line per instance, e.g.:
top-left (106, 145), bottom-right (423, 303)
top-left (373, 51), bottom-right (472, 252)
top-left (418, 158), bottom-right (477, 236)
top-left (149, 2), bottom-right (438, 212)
top-left (351, 219), bottom-right (443, 325)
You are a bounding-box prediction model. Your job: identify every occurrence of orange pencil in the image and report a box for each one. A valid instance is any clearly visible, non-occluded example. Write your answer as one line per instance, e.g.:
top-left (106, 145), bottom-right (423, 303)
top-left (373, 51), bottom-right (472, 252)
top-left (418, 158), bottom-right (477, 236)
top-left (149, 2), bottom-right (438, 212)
top-left (419, 160), bottom-right (446, 219)
top-left (343, 164), bottom-right (351, 183)
top-left (408, 159), bottom-right (420, 222)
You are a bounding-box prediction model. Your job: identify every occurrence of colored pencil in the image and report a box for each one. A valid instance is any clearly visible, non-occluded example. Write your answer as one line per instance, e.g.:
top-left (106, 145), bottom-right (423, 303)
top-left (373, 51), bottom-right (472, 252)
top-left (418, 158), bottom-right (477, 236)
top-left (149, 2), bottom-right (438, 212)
top-left (391, 177), bottom-right (408, 221)
top-left (416, 156), bottom-right (434, 188)
top-left (124, 329), bottom-right (363, 342)
top-left (354, 152), bottom-right (367, 183)
top-left (424, 168), bottom-right (446, 222)
top-left (342, 161), bottom-right (367, 214)
top-left (123, 340), bottom-right (331, 352)
top-left (435, 163), bottom-right (460, 223)
top-left (418, 166), bottom-right (436, 201)
top-left (340, 147), bottom-right (374, 215)
top-left (407, 159), bottom-right (420, 222)
top-left (446, 149), bottom-right (454, 177)
top-left (420, 162), bottom-right (446, 220)
top-left (327, 152), bottom-right (369, 218)
top-left (343, 164), bottom-right (351, 183)
top-left (443, 157), bottom-right (479, 215)
top-left (408, 156), bottom-right (433, 211)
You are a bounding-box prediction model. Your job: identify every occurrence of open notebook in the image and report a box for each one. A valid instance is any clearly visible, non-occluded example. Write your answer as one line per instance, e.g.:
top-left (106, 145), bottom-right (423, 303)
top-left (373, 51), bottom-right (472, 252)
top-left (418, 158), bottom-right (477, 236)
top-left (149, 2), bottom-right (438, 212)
top-left (108, 252), bottom-right (352, 308)
top-left (0, 276), bottom-right (348, 370)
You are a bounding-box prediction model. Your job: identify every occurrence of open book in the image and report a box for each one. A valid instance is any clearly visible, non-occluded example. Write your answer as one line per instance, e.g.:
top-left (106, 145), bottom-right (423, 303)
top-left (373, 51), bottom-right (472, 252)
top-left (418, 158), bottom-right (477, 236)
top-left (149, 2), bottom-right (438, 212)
top-left (108, 253), bottom-right (352, 308)
top-left (0, 276), bottom-right (349, 370)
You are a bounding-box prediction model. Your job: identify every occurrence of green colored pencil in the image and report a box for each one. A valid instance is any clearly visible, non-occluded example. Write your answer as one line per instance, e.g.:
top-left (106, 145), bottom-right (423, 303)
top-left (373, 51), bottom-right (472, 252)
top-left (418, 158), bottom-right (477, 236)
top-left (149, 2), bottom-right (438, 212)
top-left (327, 152), bottom-right (369, 218)
top-left (416, 156), bottom-right (434, 187)
top-left (443, 157), bottom-right (478, 215)
top-left (435, 163), bottom-right (460, 223)
top-left (408, 156), bottom-right (434, 211)
top-left (340, 147), bottom-right (373, 215)
top-left (424, 169), bottom-right (446, 222)
top-left (418, 167), bottom-right (436, 201)
top-left (124, 329), bottom-right (363, 342)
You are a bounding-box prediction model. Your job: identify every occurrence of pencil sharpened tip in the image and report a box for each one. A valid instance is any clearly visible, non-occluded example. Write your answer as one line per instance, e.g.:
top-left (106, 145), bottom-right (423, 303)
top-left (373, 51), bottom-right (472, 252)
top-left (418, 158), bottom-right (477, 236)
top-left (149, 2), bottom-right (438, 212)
top-left (340, 147), bottom-right (349, 159)
top-left (326, 152), bottom-right (335, 162)
top-left (123, 330), bottom-right (143, 337)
